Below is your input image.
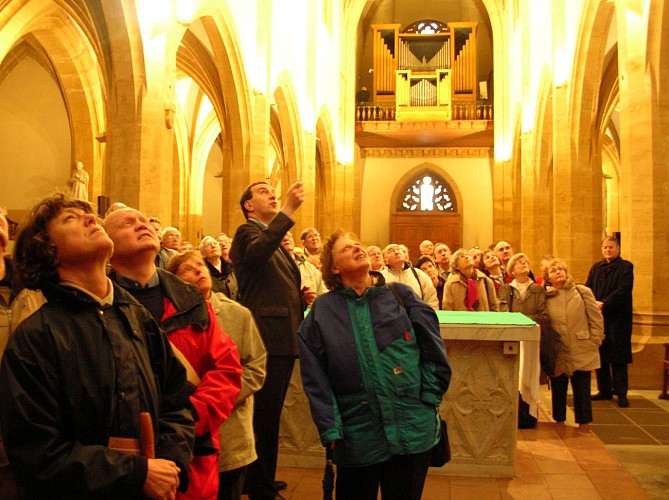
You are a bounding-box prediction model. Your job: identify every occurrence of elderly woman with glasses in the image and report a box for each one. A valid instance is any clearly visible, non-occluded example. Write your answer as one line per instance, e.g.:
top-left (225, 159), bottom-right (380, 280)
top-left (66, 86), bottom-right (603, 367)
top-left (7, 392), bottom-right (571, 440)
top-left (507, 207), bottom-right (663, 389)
top-left (200, 235), bottom-right (239, 301)
top-left (443, 249), bottom-right (499, 311)
top-left (543, 258), bottom-right (604, 428)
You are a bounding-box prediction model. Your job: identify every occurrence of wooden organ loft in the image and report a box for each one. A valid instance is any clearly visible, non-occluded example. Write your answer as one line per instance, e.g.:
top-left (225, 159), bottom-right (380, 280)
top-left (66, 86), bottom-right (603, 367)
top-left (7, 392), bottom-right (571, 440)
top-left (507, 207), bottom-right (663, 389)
top-left (363, 20), bottom-right (490, 122)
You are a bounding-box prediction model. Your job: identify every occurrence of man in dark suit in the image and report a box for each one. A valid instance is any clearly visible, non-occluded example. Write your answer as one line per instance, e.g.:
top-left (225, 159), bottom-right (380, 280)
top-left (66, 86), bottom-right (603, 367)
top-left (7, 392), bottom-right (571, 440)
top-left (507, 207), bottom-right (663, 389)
top-left (586, 236), bottom-right (634, 408)
top-left (231, 181), bottom-right (316, 500)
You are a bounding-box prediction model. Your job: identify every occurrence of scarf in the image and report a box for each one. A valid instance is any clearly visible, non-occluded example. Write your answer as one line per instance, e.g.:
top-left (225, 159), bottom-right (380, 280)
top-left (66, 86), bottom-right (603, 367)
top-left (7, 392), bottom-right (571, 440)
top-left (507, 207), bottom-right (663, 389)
top-left (464, 273), bottom-right (480, 311)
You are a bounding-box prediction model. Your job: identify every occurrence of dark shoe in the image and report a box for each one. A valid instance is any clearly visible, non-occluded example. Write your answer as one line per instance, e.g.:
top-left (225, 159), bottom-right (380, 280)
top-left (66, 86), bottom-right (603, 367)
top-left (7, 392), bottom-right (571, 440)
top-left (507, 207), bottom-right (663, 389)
top-left (591, 392), bottom-right (613, 401)
top-left (618, 395), bottom-right (629, 408)
top-left (274, 481), bottom-right (287, 492)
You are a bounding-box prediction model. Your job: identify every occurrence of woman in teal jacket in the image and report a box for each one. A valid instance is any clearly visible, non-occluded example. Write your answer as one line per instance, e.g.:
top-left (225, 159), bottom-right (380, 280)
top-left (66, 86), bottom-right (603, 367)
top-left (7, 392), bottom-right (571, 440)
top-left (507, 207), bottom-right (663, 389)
top-left (298, 230), bottom-right (451, 500)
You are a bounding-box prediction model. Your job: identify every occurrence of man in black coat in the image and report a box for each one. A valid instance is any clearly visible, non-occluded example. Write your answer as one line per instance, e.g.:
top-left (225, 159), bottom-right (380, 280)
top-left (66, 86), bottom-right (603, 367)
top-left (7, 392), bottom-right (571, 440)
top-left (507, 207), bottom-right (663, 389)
top-left (586, 236), bottom-right (634, 408)
top-left (231, 181), bottom-right (316, 500)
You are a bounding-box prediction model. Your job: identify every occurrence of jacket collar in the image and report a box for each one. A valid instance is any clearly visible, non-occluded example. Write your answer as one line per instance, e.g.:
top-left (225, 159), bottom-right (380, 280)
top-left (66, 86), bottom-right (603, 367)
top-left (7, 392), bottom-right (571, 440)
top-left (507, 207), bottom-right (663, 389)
top-left (336, 270), bottom-right (386, 299)
top-left (41, 280), bottom-right (140, 308)
top-left (544, 279), bottom-right (574, 297)
top-left (156, 268), bottom-right (209, 331)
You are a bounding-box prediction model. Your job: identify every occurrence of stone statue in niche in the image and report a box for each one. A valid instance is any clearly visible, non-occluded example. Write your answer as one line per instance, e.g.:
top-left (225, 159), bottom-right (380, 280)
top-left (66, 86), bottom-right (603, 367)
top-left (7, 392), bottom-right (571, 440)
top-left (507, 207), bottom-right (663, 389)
top-left (68, 161), bottom-right (89, 201)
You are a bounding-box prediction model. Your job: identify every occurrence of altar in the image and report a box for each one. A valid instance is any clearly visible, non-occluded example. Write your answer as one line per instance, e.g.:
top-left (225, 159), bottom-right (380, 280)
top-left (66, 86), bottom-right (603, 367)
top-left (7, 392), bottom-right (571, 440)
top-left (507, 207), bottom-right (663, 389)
top-left (277, 311), bottom-right (539, 478)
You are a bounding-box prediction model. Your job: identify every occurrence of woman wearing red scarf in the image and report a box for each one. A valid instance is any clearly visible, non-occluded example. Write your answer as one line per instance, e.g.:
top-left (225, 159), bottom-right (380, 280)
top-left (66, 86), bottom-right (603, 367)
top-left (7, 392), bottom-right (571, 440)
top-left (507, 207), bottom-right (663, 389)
top-left (443, 249), bottom-right (499, 311)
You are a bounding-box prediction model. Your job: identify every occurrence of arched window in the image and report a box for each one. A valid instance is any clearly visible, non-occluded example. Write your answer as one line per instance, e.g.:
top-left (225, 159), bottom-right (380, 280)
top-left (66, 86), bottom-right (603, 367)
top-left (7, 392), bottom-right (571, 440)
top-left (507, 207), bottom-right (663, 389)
top-left (397, 170), bottom-right (457, 212)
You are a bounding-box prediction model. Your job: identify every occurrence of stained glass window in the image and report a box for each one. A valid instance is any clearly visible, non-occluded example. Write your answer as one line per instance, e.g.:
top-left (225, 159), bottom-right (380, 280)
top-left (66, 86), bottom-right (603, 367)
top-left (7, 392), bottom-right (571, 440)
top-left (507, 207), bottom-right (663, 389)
top-left (398, 172), bottom-right (456, 212)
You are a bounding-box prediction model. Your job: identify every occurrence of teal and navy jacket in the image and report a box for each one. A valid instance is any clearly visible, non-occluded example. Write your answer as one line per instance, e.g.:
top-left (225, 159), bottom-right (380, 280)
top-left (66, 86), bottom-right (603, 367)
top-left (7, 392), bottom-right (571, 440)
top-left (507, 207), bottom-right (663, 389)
top-left (298, 273), bottom-right (451, 467)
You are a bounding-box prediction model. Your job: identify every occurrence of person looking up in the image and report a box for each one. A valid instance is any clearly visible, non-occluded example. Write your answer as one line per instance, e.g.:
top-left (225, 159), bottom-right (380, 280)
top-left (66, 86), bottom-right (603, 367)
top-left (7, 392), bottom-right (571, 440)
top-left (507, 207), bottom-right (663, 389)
top-left (543, 258), bottom-right (604, 427)
top-left (443, 249), bottom-right (499, 311)
top-left (282, 231), bottom-right (327, 297)
top-left (381, 243), bottom-right (438, 310)
top-left (433, 243), bottom-right (452, 281)
top-left (366, 245), bottom-right (385, 272)
top-left (416, 255), bottom-right (444, 310)
top-left (468, 247), bottom-right (483, 270)
top-left (231, 181), bottom-right (316, 499)
top-left (418, 240), bottom-right (434, 258)
top-left (298, 230), bottom-right (451, 500)
top-left (105, 207), bottom-right (242, 500)
top-left (167, 251), bottom-right (267, 500)
top-left (200, 236), bottom-right (238, 300)
top-left (481, 250), bottom-right (505, 294)
top-left (494, 241), bottom-right (514, 279)
top-left (300, 227), bottom-right (322, 260)
top-left (1, 193), bottom-right (195, 498)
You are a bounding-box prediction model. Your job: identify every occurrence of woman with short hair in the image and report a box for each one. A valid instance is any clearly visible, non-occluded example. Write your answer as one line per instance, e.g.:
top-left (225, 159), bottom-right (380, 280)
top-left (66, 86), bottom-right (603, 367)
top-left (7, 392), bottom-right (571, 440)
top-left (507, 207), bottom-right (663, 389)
top-left (443, 249), bottom-right (499, 311)
top-left (298, 230), bottom-right (451, 500)
top-left (167, 251), bottom-right (267, 500)
top-left (543, 258), bottom-right (604, 427)
top-left (499, 253), bottom-right (547, 428)
top-left (481, 250), bottom-right (505, 294)
top-left (416, 255), bottom-right (445, 310)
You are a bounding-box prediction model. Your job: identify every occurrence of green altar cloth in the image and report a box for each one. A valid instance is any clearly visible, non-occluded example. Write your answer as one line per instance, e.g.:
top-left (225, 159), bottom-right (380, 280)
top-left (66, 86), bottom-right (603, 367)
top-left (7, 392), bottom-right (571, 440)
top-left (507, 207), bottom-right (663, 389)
top-left (437, 311), bottom-right (536, 326)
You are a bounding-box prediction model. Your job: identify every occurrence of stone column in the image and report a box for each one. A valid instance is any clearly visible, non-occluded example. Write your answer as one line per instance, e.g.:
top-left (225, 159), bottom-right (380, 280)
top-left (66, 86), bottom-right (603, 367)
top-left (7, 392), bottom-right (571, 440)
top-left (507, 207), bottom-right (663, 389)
top-left (616, 1), bottom-right (669, 387)
top-left (103, 1), bottom-right (178, 224)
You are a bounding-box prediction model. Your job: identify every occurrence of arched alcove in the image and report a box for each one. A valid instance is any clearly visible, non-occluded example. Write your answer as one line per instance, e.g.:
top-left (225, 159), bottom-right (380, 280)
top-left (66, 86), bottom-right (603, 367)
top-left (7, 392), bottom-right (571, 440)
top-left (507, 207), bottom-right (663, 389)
top-left (0, 1), bottom-right (107, 214)
top-left (389, 163), bottom-right (463, 256)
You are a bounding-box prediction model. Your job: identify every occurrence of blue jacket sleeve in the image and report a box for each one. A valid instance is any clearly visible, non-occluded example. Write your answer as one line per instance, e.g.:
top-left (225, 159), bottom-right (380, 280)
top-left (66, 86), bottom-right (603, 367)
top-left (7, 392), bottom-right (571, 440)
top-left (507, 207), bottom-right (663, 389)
top-left (297, 307), bottom-right (343, 446)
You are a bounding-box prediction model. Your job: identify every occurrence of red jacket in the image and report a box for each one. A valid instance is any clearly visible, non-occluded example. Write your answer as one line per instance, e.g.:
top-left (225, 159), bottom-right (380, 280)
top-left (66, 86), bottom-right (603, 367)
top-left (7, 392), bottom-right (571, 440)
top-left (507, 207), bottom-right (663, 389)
top-left (158, 270), bottom-right (242, 500)
top-left (163, 299), bottom-right (242, 441)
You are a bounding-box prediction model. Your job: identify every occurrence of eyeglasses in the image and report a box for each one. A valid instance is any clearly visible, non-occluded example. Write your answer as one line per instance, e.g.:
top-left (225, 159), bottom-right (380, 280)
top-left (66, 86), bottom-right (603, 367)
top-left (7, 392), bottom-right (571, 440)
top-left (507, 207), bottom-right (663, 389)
top-left (205, 242), bottom-right (219, 248)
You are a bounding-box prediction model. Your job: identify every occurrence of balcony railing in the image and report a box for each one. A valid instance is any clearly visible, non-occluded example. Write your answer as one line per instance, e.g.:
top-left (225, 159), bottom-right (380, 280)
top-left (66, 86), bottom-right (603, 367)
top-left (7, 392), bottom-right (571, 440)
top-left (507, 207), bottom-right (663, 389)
top-left (356, 101), bottom-right (493, 122)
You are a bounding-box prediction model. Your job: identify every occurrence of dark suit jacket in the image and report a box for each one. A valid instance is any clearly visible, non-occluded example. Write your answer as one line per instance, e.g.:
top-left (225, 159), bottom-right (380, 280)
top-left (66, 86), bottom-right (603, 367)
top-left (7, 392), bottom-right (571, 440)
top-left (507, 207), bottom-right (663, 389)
top-left (585, 256), bottom-right (634, 364)
top-left (231, 212), bottom-right (302, 356)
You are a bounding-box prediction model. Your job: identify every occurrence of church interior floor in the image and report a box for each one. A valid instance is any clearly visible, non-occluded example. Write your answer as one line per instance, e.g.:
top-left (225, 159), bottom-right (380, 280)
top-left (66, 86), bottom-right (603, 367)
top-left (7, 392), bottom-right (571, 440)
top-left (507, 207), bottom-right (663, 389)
top-left (258, 386), bottom-right (669, 499)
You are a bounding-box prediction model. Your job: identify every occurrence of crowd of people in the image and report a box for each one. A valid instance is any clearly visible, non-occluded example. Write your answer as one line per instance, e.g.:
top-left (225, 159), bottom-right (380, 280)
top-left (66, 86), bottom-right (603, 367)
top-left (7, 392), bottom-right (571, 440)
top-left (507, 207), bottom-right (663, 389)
top-left (0, 185), bottom-right (633, 499)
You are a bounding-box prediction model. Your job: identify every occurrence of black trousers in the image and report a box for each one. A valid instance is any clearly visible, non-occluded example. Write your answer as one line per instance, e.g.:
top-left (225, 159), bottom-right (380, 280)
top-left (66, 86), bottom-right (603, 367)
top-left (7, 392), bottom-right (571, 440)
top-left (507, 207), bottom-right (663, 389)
top-left (335, 450), bottom-right (432, 500)
top-left (218, 466), bottom-right (247, 500)
top-left (595, 362), bottom-right (629, 397)
top-left (550, 371), bottom-right (593, 424)
top-left (246, 356), bottom-right (295, 500)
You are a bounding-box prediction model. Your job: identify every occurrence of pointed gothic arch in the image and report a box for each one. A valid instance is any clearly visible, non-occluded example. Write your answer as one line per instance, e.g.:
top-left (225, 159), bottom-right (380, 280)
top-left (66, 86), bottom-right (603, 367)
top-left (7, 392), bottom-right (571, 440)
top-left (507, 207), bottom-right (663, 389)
top-left (0, 0), bottom-right (108, 207)
top-left (389, 163), bottom-right (463, 257)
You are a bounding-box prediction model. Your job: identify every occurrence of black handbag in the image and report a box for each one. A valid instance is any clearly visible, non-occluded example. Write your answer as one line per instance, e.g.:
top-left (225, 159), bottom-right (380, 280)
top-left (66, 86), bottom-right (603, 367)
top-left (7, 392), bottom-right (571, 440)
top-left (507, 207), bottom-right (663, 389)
top-left (429, 418), bottom-right (451, 467)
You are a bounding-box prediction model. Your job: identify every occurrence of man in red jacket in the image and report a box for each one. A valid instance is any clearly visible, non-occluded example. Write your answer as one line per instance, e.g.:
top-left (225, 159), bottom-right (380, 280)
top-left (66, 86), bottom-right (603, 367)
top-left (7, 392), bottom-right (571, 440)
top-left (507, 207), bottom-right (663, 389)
top-left (105, 207), bottom-right (242, 499)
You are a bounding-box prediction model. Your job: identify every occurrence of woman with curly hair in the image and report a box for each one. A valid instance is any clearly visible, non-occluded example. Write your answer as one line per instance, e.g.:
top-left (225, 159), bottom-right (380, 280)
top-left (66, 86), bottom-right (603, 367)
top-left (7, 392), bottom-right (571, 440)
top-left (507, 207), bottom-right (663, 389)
top-left (298, 230), bottom-right (451, 500)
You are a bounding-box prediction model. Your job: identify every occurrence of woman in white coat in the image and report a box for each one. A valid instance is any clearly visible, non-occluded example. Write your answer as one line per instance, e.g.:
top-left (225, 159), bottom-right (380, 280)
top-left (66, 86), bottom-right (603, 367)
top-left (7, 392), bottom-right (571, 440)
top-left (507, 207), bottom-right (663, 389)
top-left (543, 258), bottom-right (604, 427)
